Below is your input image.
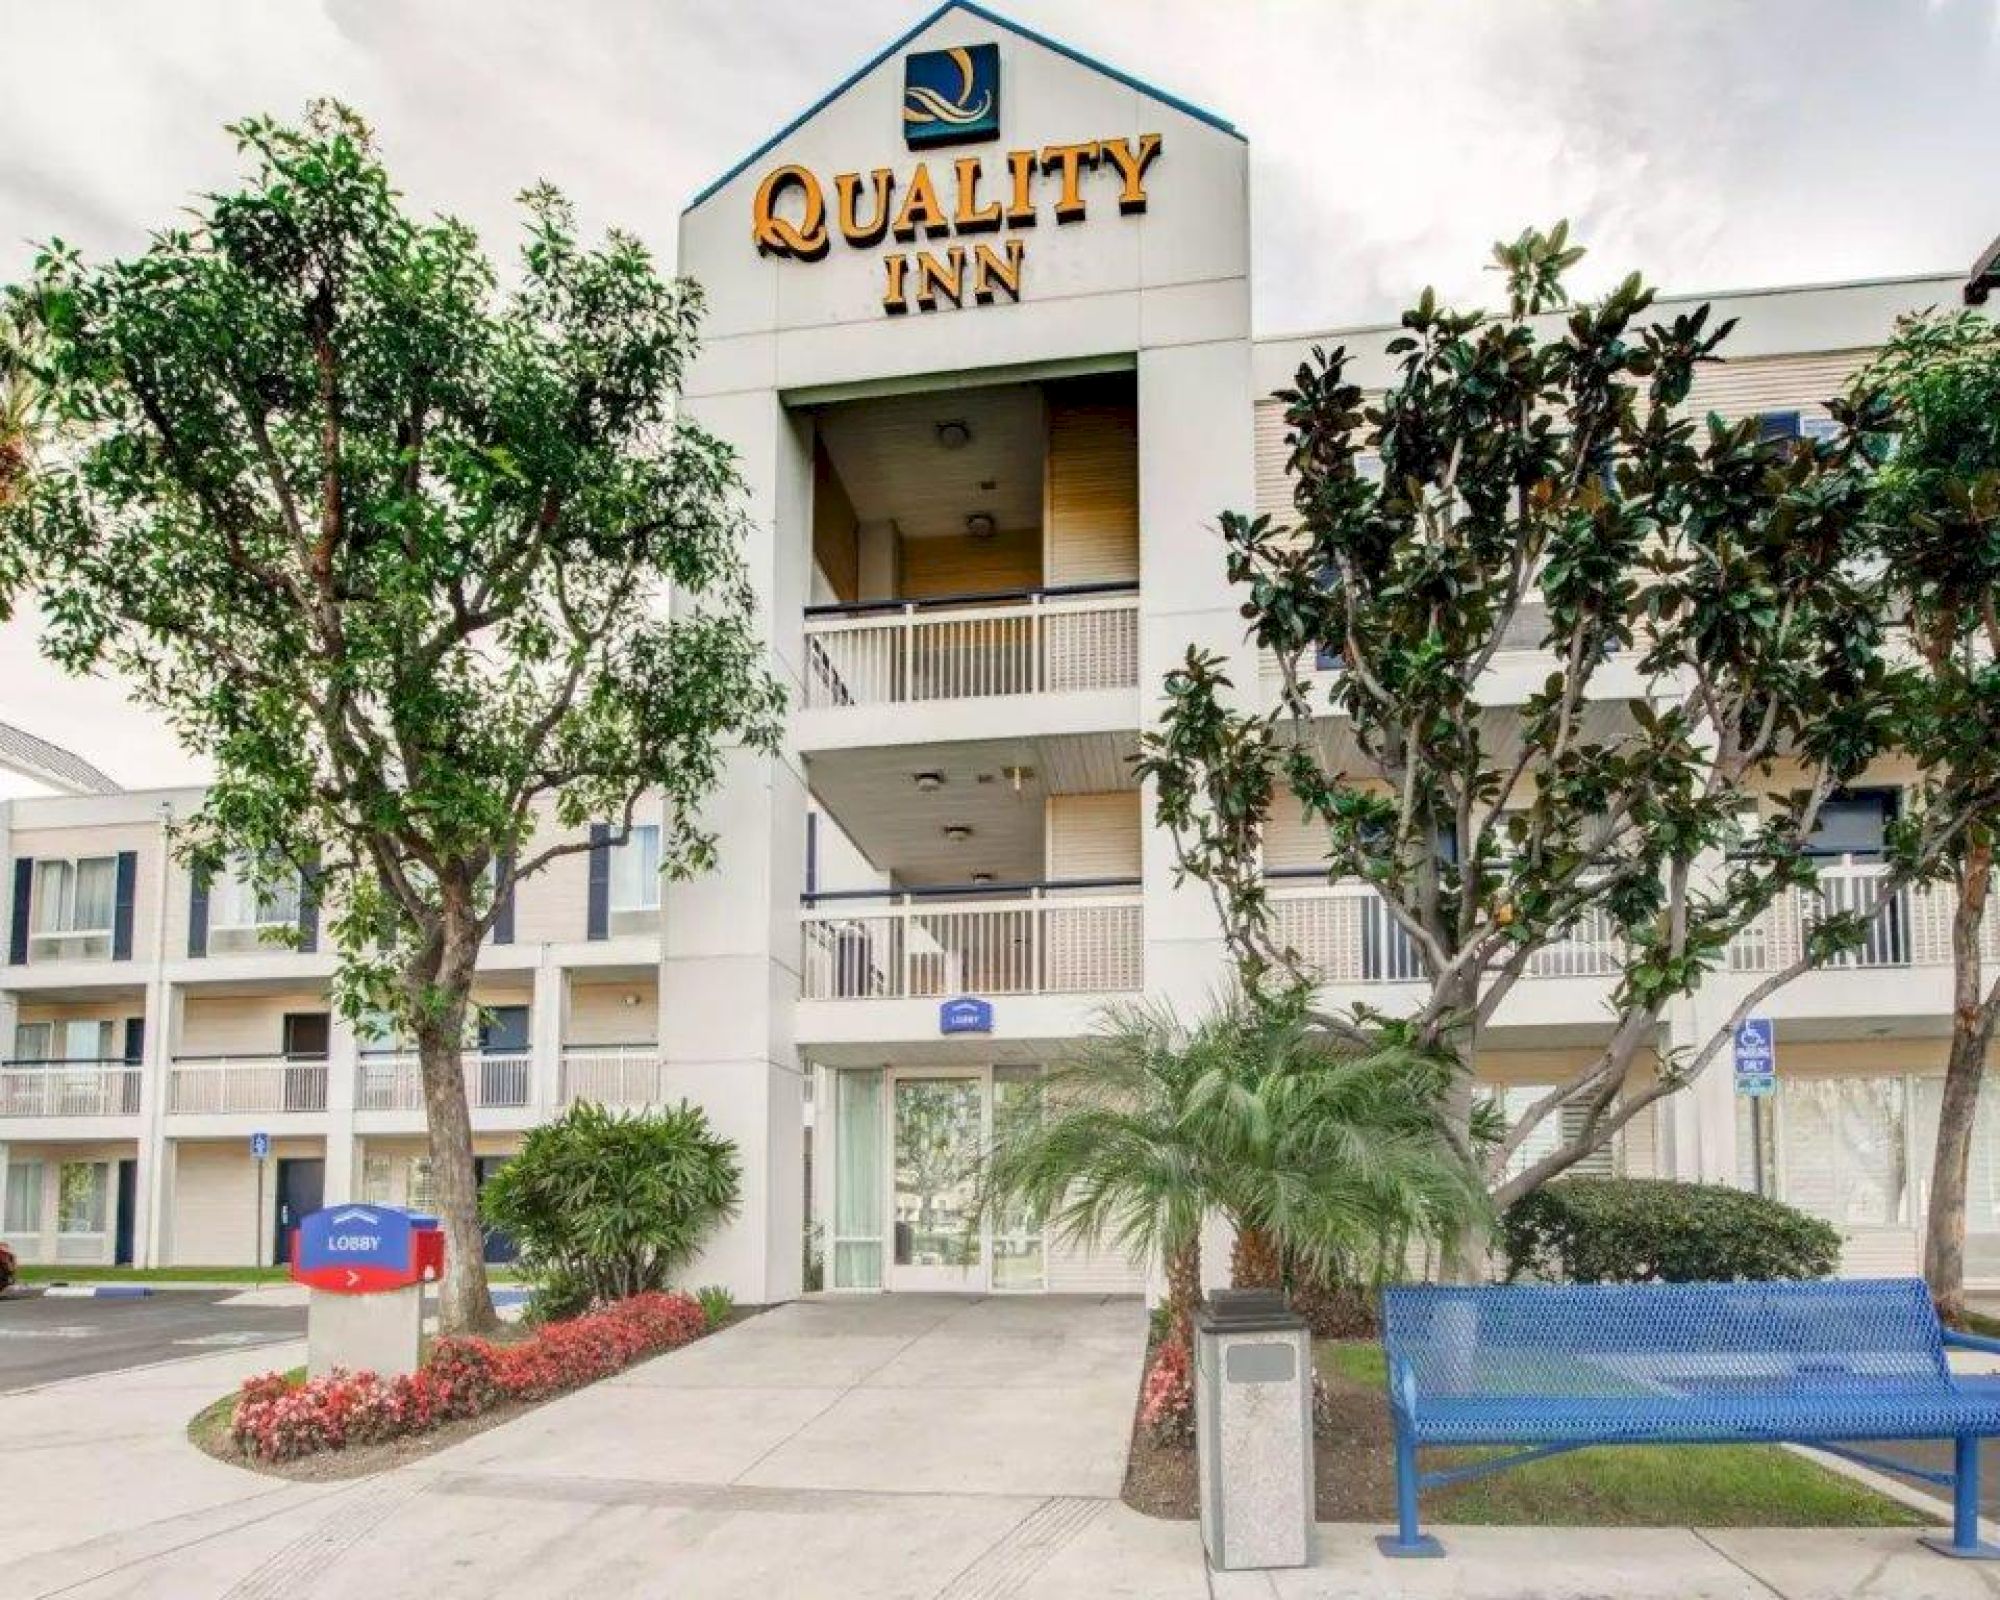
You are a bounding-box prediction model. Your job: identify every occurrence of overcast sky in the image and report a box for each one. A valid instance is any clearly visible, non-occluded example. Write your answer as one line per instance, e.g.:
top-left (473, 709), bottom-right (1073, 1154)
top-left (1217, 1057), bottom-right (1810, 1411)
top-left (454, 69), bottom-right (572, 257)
top-left (2, 0), bottom-right (1996, 794)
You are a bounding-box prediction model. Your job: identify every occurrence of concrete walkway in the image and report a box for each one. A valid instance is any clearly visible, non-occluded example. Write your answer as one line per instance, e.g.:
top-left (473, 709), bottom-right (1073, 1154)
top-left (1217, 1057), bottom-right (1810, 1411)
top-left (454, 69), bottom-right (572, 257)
top-left (10, 1292), bottom-right (2000, 1598)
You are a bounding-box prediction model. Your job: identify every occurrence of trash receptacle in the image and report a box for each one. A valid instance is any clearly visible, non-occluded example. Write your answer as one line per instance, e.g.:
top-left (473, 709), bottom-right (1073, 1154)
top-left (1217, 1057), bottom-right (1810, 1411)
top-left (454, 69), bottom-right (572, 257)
top-left (1194, 1287), bottom-right (1314, 1571)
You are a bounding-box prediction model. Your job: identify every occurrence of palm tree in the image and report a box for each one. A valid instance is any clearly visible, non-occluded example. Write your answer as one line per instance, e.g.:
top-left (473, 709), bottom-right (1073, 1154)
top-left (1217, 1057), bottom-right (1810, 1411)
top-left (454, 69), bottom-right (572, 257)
top-left (980, 990), bottom-right (1487, 1344)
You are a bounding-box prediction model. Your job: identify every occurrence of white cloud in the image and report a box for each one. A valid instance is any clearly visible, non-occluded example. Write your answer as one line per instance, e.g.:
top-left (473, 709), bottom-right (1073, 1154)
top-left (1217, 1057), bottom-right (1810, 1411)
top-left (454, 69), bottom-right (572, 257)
top-left (2, 0), bottom-right (1997, 785)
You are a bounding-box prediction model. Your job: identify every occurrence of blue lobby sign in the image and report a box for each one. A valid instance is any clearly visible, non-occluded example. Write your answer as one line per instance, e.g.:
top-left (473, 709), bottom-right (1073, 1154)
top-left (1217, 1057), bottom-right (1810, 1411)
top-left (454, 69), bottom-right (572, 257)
top-left (295, 1205), bottom-right (413, 1291)
top-left (940, 995), bottom-right (994, 1035)
top-left (903, 43), bottom-right (1000, 148)
top-left (1734, 1018), bottom-right (1776, 1097)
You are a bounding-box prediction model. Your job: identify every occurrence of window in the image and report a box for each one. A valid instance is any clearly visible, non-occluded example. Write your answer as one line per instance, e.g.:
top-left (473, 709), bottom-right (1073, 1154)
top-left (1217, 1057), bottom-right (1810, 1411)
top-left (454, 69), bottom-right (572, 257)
top-left (214, 857), bottom-right (301, 929)
top-left (57, 1162), bottom-right (108, 1236)
top-left (609, 825), bottom-right (663, 912)
top-left (4, 1161), bottom-right (43, 1232)
top-left (33, 856), bottom-right (116, 936)
top-left (360, 1156), bottom-right (393, 1206)
top-left (12, 1022), bottom-right (51, 1062)
top-left (407, 1157), bottom-right (436, 1214)
top-left (11, 1020), bottom-right (113, 1063)
top-left (1778, 1076), bottom-right (1908, 1226)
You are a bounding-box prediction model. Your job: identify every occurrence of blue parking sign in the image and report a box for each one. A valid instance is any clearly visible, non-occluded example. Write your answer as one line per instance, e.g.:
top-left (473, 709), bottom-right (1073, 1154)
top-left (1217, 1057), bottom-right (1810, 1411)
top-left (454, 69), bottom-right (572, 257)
top-left (250, 1130), bottom-right (271, 1159)
top-left (1733, 1019), bottom-right (1775, 1097)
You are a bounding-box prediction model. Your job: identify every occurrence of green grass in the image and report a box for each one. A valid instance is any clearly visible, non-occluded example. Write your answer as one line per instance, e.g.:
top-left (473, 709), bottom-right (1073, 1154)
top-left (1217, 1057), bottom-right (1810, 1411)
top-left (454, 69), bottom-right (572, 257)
top-left (1316, 1340), bottom-right (1926, 1529)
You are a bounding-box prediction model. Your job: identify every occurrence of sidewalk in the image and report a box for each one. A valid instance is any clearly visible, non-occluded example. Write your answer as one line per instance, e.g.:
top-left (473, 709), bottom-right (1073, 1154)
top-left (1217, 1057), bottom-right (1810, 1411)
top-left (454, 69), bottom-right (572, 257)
top-left (10, 1306), bottom-right (2000, 1600)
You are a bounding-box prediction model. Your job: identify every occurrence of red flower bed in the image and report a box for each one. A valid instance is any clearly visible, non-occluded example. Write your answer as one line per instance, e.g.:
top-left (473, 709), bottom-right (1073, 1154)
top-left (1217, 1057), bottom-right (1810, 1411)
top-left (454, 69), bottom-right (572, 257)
top-left (1139, 1337), bottom-right (1194, 1444)
top-left (231, 1291), bottom-right (709, 1463)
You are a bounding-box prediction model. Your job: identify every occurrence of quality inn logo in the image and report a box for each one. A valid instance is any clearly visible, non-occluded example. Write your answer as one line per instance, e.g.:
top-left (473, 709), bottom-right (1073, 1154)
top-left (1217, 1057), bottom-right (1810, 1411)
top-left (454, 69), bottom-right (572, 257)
top-left (903, 44), bottom-right (1000, 148)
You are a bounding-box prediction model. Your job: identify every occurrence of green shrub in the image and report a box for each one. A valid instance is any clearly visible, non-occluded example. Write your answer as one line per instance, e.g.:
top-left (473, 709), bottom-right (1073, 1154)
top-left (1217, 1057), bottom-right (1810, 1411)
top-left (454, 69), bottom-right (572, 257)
top-left (481, 1101), bottom-right (741, 1310)
top-left (1502, 1178), bottom-right (1840, 1284)
top-left (695, 1284), bottom-right (734, 1330)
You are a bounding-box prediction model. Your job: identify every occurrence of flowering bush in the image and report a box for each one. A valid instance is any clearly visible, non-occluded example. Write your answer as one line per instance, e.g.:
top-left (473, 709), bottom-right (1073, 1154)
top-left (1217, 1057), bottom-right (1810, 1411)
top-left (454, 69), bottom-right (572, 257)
top-left (1139, 1337), bottom-right (1195, 1445)
top-left (231, 1291), bottom-right (708, 1462)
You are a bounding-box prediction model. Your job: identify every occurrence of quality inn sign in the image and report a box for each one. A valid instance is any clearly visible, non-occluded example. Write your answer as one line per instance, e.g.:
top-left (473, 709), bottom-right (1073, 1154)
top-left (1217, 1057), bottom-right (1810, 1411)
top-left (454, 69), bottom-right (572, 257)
top-left (750, 43), bottom-right (1162, 316)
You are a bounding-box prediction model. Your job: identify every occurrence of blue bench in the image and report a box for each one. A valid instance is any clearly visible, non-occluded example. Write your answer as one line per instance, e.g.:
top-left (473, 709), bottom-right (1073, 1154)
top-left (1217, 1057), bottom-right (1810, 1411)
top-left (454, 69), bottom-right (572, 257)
top-left (1378, 1278), bottom-right (2000, 1560)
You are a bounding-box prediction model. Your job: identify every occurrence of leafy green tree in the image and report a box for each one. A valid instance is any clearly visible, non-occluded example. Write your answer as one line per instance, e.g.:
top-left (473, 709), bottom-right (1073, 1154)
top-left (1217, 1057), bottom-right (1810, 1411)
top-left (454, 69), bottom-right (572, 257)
top-left (0, 104), bottom-right (782, 1331)
top-left (481, 1101), bottom-right (741, 1318)
top-left (981, 992), bottom-right (1485, 1342)
top-left (1855, 309), bottom-right (2000, 1323)
top-left (1138, 226), bottom-right (1998, 1261)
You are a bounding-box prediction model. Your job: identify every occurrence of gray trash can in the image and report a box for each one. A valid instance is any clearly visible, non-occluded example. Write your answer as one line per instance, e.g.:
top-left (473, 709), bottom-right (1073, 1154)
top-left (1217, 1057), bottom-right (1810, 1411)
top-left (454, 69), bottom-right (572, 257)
top-left (1194, 1287), bottom-right (1314, 1571)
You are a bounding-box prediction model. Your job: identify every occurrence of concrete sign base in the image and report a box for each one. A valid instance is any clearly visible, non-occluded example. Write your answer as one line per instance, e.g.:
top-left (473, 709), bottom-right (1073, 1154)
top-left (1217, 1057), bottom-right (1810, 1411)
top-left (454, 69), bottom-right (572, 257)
top-left (307, 1282), bottom-right (424, 1378)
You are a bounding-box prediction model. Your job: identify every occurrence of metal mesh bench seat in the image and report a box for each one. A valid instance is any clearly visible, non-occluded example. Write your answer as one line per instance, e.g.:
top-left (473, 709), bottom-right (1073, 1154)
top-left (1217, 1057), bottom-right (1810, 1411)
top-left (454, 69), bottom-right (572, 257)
top-left (1376, 1278), bottom-right (2000, 1560)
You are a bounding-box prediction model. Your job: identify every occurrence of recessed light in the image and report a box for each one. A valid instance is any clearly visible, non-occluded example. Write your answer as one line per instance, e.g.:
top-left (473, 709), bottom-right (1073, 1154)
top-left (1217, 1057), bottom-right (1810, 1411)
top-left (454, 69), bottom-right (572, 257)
top-left (913, 771), bottom-right (946, 792)
top-left (943, 823), bottom-right (974, 843)
top-left (965, 512), bottom-right (997, 540)
top-left (936, 420), bottom-right (972, 450)
top-left (970, 871), bottom-right (996, 885)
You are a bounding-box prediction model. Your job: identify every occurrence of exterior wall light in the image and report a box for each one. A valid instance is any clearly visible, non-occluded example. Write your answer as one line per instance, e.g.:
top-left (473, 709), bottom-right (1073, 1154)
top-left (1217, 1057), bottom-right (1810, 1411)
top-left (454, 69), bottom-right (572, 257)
top-left (936, 419), bottom-right (972, 449)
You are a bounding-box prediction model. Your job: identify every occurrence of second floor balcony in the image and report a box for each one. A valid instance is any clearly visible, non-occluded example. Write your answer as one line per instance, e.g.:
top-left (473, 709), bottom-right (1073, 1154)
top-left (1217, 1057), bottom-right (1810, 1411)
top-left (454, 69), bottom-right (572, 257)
top-left (169, 1054), bottom-right (329, 1115)
top-left (355, 1050), bottom-right (535, 1113)
top-left (0, 1059), bottom-right (143, 1119)
top-left (801, 880), bottom-right (1144, 1001)
top-left (801, 583), bottom-right (1139, 716)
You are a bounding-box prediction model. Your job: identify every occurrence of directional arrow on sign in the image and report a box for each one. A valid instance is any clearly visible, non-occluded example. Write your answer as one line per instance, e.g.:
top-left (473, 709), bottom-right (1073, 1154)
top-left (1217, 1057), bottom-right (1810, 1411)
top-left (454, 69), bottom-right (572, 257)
top-left (345, 1269), bottom-right (361, 1288)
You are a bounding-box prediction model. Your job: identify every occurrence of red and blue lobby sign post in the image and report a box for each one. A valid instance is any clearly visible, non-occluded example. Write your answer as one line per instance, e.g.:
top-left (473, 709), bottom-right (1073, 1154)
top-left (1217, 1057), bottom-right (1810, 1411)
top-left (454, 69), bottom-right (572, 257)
top-left (290, 1206), bottom-right (443, 1294)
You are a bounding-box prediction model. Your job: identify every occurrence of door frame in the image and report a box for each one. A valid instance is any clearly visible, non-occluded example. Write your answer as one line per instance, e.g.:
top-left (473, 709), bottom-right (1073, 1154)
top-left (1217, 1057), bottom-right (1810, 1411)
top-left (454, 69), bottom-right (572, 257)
top-left (885, 1066), bottom-right (991, 1293)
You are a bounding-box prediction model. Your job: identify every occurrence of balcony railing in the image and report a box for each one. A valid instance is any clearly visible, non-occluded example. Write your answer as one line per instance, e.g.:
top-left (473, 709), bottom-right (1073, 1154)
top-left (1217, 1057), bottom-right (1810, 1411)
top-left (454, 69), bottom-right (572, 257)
top-left (355, 1051), bottom-right (534, 1112)
top-left (560, 1044), bottom-right (665, 1107)
top-left (1729, 858), bottom-right (2000, 974)
top-left (1266, 876), bottom-right (1624, 985)
top-left (801, 582), bottom-right (1139, 710)
top-left (801, 880), bottom-right (1144, 1000)
top-left (0, 1059), bottom-right (143, 1117)
top-left (170, 1055), bottom-right (329, 1114)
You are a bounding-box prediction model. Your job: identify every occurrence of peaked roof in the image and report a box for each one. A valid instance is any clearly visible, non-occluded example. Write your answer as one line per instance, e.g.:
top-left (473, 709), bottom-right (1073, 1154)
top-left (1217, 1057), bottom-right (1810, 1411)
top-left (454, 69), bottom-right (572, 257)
top-left (0, 720), bottom-right (121, 796)
top-left (684, 0), bottom-right (1241, 214)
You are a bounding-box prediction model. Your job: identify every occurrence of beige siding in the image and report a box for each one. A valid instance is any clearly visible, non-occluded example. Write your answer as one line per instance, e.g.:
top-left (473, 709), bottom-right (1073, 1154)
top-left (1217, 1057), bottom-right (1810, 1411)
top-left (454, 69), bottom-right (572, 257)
top-left (1685, 350), bottom-right (1870, 426)
top-left (1253, 398), bottom-right (1291, 522)
top-left (1045, 792), bottom-right (1141, 882)
top-left (167, 1137), bottom-right (322, 1265)
top-left (1045, 377), bottom-right (1139, 586)
top-left (178, 992), bottom-right (331, 1057)
top-left (566, 979), bottom-right (658, 1046)
top-left (1045, 1232), bottom-right (1148, 1294)
top-left (507, 828), bottom-right (593, 947)
top-left (812, 439), bottom-right (860, 604)
top-left (898, 526), bottom-right (1040, 597)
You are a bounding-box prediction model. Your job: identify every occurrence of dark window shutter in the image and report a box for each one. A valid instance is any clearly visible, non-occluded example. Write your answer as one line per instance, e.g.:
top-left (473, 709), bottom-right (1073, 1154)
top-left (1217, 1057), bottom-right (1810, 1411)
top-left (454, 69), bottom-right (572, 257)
top-left (123, 1016), bottom-right (145, 1064)
top-left (112, 851), bottom-right (138, 960)
top-left (297, 856), bottom-right (320, 954)
top-left (586, 825), bottom-right (610, 940)
top-left (1757, 410), bottom-right (1802, 441)
top-left (187, 865), bottom-right (210, 958)
top-left (8, 857), bottom-right (31, 965)
top-left (492, 853), bottom-right (515, 945)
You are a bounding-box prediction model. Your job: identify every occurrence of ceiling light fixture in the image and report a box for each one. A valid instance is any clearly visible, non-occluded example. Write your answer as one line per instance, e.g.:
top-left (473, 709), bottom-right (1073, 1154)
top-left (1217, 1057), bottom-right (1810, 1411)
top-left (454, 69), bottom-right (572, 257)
top-left (913, 771), bottom-right (945, 793)
top-left (970, 871), bottom-right (996, 885)
top-left (936, 419), bottom-right (972, 450)
top-left (965, 511), bottom-right (998, 540)
top-left (943, 823), bottom-right (974, 843)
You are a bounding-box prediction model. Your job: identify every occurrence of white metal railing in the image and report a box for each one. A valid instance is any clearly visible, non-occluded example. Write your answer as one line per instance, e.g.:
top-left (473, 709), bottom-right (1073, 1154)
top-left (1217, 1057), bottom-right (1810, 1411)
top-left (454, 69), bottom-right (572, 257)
top-left (560, 1045), bottom-right (665, 1107)
top-left (354, 1051), bottom-right (535, 1112)
top-left (169, 1056), bottom-right (329, 1114)
top-left (801, 885), bottom-right (1144, 999)
top-left (0, 1061), bottom-right (143, 1118)
top-left (801, 585), bottom-right (1139, 710)
top-left (1728, 859), bottom-right (1998, 974)
top-left (1267, 881), bottom-right (1624, 985)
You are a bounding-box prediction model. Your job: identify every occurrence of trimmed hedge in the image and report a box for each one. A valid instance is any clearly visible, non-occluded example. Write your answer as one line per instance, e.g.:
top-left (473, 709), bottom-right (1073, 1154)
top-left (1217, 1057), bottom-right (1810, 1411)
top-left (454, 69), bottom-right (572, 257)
top-left (1502, 1177), bottom-right (1841, 1285)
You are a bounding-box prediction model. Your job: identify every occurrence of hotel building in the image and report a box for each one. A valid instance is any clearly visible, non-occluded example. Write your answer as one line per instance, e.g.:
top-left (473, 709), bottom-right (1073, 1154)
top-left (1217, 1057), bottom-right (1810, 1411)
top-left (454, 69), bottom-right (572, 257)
top-left (0, 2), bottom-right (1990, 1299)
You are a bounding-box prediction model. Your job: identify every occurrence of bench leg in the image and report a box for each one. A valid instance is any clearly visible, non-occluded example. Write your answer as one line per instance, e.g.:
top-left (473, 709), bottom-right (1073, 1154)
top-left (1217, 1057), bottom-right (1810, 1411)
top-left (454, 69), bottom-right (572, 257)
top-left (1376, 1423), bottom-right (1444, 1558)
top-left (1920, 1436), bottom-right (2000, 1560)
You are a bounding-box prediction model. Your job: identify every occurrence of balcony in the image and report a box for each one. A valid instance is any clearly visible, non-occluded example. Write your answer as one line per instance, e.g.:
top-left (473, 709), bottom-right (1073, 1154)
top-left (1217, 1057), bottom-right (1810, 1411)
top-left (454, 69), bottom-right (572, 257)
top-left (355, 1051), bottom-right (534, 1112)
top-left (801, 583), bottom-right (1139, 712)
top-left (801, 880), bottom-right (1144, 1000)
top-left (1729, 859), bottom-right (2000, 974)
top-left (559, 1044), bottom-right (665, 1107)
top-left (0, 1059), bottom-right (143, 1118)
top-left (169, 1055), bottom-right (329, 1115)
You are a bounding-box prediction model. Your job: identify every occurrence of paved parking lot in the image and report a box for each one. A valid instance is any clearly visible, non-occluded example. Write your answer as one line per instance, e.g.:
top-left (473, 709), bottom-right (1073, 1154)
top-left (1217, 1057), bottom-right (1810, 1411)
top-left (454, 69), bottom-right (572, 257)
top-left (0, 1288), bottom-right (305, 1390)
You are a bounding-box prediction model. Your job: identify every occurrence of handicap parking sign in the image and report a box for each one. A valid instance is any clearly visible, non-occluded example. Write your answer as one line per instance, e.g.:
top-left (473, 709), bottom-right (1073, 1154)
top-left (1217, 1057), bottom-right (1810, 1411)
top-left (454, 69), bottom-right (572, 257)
top-left (1733, 1018), bottom-right (1775, 1097)
top-left (250, 1130), bottom-right (271, 1159)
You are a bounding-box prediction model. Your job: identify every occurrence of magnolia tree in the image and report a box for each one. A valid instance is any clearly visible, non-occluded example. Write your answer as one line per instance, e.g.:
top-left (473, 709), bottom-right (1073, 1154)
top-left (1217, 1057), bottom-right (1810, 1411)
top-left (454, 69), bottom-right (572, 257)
top-left (1856, 309), bottom-right (2000, 1322)
top-left (0, 105), bottom-right (783, 1330)
top-left (1139, 226), bottom-right (1995, 1252)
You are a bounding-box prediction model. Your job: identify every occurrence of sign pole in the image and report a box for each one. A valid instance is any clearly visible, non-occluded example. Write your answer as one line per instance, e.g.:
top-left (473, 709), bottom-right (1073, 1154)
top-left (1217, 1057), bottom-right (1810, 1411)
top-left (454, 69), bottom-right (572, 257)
top-left (254, 1157), bottom-right (265, 1266)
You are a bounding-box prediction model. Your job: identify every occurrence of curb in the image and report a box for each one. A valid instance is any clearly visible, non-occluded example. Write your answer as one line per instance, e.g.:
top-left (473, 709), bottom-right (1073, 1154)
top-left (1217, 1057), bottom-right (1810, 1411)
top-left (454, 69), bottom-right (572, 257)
top-left (40, 1284), bottom-right (154, 1299)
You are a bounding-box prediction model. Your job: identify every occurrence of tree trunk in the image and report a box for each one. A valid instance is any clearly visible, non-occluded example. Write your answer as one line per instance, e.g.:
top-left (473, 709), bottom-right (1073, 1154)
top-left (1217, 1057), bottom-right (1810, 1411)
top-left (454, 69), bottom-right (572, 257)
top-left (1434, 977), bottom-right (1487, 1283)
top-left (1926, 846), bottom-right (1997, 1327)
top-left (1163, 1234), bottom-right (1202, 1346)
top-left (1231, 1224), bottom-right (1284, 1290)
top-left (410, 907), bottom-right (497, 1336)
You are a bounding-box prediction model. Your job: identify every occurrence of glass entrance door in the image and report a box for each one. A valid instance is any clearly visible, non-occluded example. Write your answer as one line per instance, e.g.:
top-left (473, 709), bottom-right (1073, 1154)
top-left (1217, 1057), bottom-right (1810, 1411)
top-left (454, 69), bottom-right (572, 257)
top-left (890, 1074), bottom-right (985, 1290)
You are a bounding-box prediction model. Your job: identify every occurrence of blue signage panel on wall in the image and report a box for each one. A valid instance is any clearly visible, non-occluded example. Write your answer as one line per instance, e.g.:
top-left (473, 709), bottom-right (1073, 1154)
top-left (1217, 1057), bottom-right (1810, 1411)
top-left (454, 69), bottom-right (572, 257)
top-left (903, 43), bottom-right (1001, 148)
top-left (940, 995), bottom-right (994, 1035)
